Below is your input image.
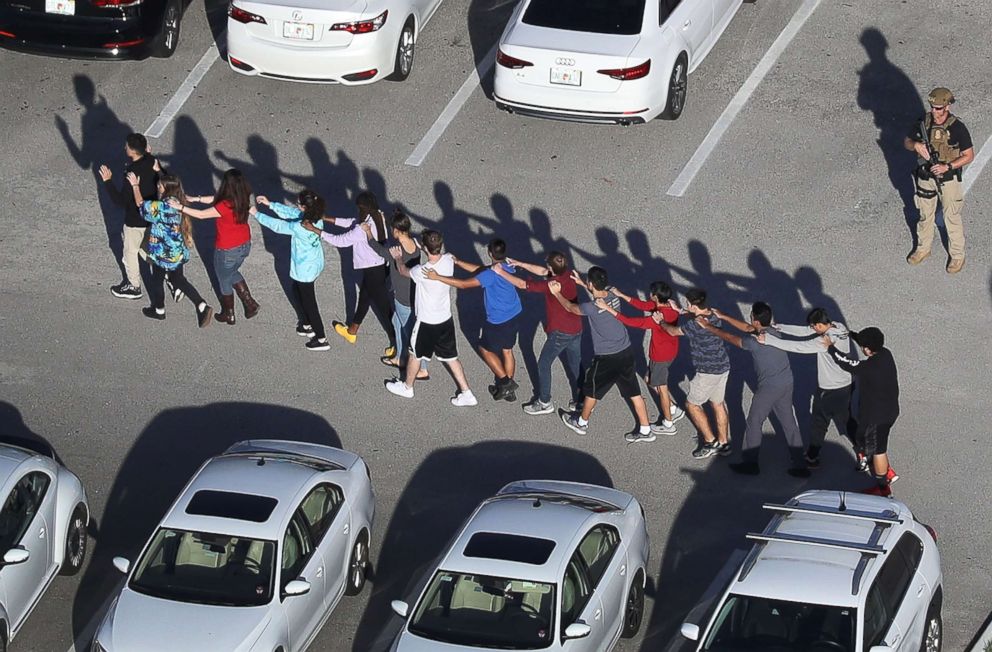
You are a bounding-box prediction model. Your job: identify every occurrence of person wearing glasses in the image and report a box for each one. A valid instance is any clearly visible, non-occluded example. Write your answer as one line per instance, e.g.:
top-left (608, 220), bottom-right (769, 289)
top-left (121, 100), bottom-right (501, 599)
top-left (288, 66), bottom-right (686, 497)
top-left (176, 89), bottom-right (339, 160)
top-left (904, 87), bottom-right (975, 274)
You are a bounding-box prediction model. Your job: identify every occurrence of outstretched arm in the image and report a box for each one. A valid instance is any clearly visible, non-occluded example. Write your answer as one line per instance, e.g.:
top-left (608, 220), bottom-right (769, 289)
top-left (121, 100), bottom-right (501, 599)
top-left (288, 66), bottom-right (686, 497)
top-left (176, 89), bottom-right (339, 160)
top-left (550, 281), bottom-right (583, 315)
top-left (452, 257), bottom-right (484, 274)
top-left (494, 263), bottom-right (527, 290)
top-left (506, 258), bottom-right (547, 276)
top-left (424, 268), bottom-right (481, 289)
top-left (827, 342), bottom-right (862, 374)
top-left (712, 308), bottom-right (754, 334)
top-left (699, 319), bottom-right (743, 349)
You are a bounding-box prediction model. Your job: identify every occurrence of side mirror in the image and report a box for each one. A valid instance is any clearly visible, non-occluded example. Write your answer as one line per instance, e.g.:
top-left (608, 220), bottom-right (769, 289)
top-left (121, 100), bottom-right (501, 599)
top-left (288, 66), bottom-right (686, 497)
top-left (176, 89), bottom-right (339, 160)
top-left (284, 579), bottom-right (311, 597)
top-left (2, 548), bottom-right (30, 565)
top-left (680, 623), bottom-right (700, 641)
top-left (563, 623), bottom-right (592, 640)
top-left (391, 600), bottom-right (410, 619)
top-left (112, 556), bottom-right (131, 574)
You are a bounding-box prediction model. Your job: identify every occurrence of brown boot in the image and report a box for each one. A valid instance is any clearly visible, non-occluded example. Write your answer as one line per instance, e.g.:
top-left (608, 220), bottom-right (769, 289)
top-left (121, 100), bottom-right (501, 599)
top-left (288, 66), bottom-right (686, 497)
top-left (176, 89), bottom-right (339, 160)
top-left (216, 294), bottom-right (236, 325)
top-left (946, 257), bottom-right (965, 274)
top-left (906, 248), bottom-right (931, 265)
top-left (233, 280), bottom-right (260, 319)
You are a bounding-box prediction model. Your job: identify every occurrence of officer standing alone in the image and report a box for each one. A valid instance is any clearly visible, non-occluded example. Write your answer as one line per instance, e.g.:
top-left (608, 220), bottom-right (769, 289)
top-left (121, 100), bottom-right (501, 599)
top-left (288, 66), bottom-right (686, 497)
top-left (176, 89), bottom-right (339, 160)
top-left (904, 87), bottom-right (975, 274)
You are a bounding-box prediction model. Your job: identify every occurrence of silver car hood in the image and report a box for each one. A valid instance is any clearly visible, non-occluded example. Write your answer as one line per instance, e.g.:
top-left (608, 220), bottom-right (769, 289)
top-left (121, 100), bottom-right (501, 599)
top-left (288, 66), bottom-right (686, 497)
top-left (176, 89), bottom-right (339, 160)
top-left (392, 631), bottom-right (500, 652)
top-left (105, 588), bottom-right (272, 651)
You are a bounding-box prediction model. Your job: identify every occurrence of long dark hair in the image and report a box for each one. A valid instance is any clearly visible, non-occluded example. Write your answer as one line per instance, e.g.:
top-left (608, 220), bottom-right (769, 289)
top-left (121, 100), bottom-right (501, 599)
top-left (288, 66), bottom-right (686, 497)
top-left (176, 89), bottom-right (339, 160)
top-left (159, 174), bottom-right (192, 247)
top-left (215, 168), bottom-right (252, 224)
top-left (356, 191), bottom-right (386, 243)
top-left (298, 189), bottom-right (325, 224)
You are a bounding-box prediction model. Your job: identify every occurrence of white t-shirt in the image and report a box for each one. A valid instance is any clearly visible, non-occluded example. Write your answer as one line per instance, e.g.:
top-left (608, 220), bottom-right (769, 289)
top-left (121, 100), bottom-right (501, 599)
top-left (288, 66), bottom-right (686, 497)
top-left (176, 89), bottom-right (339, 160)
top-left (410, 254), bottom-right (454, 324)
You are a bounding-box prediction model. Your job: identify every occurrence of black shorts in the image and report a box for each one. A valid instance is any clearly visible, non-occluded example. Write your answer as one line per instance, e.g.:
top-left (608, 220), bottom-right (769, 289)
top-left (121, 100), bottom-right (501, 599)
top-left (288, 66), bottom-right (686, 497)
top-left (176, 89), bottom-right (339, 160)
top-left (583, 349), bottom-right (640, 400)
top-left (411, 318), bottom-right (458, 361)
top-left (857, 422), bottom-right (893, 456)
top-left (480, 317), bottom-right (519, 352)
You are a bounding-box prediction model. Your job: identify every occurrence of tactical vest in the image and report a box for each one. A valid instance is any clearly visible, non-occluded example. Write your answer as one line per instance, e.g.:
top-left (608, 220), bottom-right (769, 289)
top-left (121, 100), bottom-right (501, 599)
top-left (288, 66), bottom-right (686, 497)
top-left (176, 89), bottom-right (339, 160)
top-left (924, 113), bottom-right (961, 163)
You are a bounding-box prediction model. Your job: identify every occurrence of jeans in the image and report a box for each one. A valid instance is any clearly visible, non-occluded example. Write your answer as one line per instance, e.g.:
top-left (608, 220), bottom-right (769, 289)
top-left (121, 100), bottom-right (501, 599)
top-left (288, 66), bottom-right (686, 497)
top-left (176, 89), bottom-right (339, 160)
top-left (149, 264), bottom-right (205, 310)
top-left (536, 330), bottom-right (582, 403)
top-left (214, 242), bottom-right (250, 295)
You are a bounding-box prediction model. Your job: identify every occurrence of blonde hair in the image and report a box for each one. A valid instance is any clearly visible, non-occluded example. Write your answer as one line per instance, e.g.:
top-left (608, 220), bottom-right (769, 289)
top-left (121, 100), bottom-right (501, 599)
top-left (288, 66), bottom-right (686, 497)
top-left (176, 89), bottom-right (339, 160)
top-left (159, 174), bottom-right (192, 247)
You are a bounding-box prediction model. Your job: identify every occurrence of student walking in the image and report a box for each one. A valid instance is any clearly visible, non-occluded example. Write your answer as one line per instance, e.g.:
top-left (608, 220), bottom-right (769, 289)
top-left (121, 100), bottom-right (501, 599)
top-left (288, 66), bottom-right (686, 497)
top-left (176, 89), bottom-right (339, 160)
top-left (124, 172), bottom-right (213, 327)
top-left (177, 169), bottom-right (259, 325)
top-left (698, 303), bottom-right (809, 477)
top-left (552, 267), bottom-right (654, 442)
top-left (494, 252), bottom-right (583, 415)
top-left (385, 230), bottom-right (477, 406)
top-left (255, 191), bottom-right (330, 351)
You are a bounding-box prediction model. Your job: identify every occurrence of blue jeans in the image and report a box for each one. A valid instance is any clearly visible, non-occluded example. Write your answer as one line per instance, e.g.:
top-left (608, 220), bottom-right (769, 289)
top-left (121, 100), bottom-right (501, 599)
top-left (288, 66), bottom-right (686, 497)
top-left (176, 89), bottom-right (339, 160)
top-left (537, 330), bottom-right (582, 403)
top-left (392, 300), bottom-right (427, 370)
top-left (214, 242), bottom-right (251, 295)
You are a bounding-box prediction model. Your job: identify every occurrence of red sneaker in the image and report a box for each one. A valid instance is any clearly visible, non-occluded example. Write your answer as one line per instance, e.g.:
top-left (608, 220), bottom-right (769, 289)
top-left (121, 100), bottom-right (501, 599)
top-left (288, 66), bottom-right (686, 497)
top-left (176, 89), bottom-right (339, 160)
top-left (885, 466), bottom-right (899, 485)
top-left (863, 484), bottom-right (892, 497)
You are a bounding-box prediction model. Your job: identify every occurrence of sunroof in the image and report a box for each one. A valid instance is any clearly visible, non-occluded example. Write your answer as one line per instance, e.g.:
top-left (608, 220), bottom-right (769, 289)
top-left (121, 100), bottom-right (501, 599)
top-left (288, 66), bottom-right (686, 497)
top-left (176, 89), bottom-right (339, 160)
top-left (185, 490), bottom-right (278, 523)
top-left (464, 532), bottom-right (557, 565)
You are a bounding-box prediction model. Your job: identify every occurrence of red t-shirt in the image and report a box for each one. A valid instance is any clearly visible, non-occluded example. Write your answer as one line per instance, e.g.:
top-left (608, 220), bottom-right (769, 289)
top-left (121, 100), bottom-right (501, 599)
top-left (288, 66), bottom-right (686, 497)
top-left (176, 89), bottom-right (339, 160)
top-left (214, 200), bottom-right (251, 250)
top-left (617, 298), bottom-right (679, 362)
top-left (526, 271), bottom-right (583, 335)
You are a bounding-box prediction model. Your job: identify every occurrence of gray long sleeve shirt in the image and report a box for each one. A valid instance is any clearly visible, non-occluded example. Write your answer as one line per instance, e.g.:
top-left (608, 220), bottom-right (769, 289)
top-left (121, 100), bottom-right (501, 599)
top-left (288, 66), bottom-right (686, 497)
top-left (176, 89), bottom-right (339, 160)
top-left (761, 322), bottom-right (852, 390)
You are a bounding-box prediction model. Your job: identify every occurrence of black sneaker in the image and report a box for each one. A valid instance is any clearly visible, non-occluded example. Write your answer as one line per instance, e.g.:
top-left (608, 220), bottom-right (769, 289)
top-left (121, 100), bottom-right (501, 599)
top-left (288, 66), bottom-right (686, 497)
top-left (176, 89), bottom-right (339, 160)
top-left (111, 283), bottom-right (142, 300)
top-left (692, 441), bottom-right (721, 459)
top-left (306, 338), bottom-right (330, 351)
top-left (856, 453), bottom-right (869, 473)
top-left (728, 461), bottom-right (760, 475)
top-left (491, 378), bottom-right (519, 401)
top-left (296, 324), bottom-right (315, 338)
top-left (141, 306), bottom-right (166, 320)
top-left (716, 442), bottom-right (732, 457)
top-left (197, 304), bottom-right (214, 328)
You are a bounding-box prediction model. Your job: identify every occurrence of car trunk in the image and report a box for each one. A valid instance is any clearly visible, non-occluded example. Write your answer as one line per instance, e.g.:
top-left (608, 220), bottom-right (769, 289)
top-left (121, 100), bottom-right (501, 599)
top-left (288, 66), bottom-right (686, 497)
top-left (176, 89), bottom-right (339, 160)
top-left (235, 0), bottom-right (368, 49)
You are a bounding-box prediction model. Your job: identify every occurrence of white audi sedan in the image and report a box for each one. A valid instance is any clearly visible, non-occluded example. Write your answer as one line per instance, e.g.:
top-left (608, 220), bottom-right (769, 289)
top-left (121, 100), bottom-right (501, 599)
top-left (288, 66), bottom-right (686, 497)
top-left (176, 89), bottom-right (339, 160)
top-left (494, 0), bottom-right (746, 124)
top-left (91, 440), bottom-right (375, 652)
top-left (226, 0), bottom-right (446, 83)
top-left (389, 480), bottom-right (650, 651)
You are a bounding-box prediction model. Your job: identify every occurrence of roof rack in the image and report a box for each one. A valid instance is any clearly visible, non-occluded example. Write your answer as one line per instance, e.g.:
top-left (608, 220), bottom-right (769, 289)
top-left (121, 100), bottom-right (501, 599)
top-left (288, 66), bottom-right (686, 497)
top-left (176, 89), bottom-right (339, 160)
top-left (745, 532), bottom-right (884, 554)
top-left (762, 501), bottom-right (902, 525)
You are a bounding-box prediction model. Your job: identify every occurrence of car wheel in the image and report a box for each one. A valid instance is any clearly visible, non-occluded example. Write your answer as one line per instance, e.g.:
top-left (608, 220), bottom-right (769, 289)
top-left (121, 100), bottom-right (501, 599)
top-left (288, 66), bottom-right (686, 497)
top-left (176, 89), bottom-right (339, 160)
top-left (659, 54), bottom-right (688, 120)
top-left (389, 19), bottom-right (416, 81)
top-left (60, 504), bottom-right (88, 576)
top-left (345, 531), bottom-right (370, 596)
top-left (153, 0), bottom-right (182, 58)
top-left (920, 606), bottom-right (941, 652)
top-left (621, 571), bottom-right (645, 638)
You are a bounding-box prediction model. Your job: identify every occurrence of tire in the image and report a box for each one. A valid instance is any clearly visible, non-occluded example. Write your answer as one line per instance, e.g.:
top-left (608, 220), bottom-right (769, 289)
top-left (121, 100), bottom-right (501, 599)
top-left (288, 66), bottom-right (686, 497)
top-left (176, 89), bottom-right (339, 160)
top-left (621, 571), bottom-right (645, 638)
top-left (659, 54), bottom-right (688, 120)
top-left (920, 605), bottom-right (941, 652)
top-left (389, 20), bottom-right (416, 82)
top-left (152, 0), bottom-right (182, 58)
top-left (345, 531), bottom-right (370, 596)
top-left (59, 504), bottom-right (88, 576)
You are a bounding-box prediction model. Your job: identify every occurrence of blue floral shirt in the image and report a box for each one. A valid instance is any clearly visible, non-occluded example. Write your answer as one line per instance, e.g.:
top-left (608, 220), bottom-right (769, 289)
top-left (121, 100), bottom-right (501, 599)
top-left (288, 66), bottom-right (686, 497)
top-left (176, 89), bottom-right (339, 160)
top-left (140, 200), bottom-right (188, 271)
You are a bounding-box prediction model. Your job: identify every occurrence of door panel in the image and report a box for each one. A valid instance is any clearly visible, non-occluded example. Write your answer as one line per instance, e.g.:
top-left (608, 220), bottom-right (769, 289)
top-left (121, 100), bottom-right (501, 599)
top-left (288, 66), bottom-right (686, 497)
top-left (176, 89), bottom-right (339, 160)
top-left (666, 0), bottom-right (712, 55)
top-left (0, 471), bottom-right (54, 630)
top-left (281, 512), bottom-right (326, 652)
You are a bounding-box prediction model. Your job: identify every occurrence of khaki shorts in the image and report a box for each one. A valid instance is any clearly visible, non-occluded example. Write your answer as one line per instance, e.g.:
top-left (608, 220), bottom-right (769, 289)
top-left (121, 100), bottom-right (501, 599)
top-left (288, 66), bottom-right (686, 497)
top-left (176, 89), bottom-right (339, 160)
top-left (687, 371), bottom-right (729, 405)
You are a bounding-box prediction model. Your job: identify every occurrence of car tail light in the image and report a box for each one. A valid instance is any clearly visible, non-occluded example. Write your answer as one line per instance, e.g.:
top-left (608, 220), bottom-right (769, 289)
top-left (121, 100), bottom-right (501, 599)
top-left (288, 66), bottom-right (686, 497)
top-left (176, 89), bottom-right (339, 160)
top-left (228, 4), bottom-right (266, 24)
top-left (0, 30), bottom-right (15, 38)
top-left (597, 59), bottom-right (651, 81)
top-left (91, 0), bottom-right (142, 7)
top-left (330, 10), bottom-right (387, 34)
top-left (102, 38), bottom-right (145, 48)
top-left (496, 48), bottom-right (532, 69)
top-left (923, 523), bottom-right (937, 541)
top-left (229, 56), bottom-right (254, 71)
top-left (342, 69), bottom-right (378, 81)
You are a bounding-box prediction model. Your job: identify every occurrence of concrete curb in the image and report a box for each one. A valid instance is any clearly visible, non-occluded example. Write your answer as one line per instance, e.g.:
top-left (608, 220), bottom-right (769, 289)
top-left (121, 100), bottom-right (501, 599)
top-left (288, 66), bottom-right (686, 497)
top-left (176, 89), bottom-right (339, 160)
top-left (967, 612), bottom-right (992, 652)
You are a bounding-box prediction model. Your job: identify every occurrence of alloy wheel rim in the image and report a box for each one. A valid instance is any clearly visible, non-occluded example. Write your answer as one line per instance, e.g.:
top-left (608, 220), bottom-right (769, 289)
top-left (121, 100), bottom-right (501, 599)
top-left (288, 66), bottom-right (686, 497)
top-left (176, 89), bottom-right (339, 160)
top-left (926, 617), bottom-right (940, 652)
top-left (671, 63), bottom-right (686, 114)
top-left (399, 29), bottom-right (414, 75)
top-left (351, 540), bottom-right (366, 586)
top-left (626, 587), bottom-right (641, 630)
top-left (69, 517), bottom-right (86, 565)
top-left (165, 6), bottom-right (179, 50)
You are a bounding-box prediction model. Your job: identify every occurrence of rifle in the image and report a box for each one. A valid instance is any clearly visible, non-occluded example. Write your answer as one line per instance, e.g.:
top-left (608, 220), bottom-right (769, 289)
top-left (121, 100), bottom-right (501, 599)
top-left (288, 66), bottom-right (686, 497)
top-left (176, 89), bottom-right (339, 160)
top-left (918, 118), bottom-right (945, 198)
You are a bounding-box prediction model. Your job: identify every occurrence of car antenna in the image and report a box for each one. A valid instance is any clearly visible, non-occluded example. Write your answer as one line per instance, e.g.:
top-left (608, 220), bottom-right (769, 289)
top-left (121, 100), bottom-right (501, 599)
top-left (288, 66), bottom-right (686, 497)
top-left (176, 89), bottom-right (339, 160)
top-left (838, 491), bottom-right (847, 512)
top-left (257, 456), bottom-right (266, 466)
top-left (532, 498), bottom-right (542, 508)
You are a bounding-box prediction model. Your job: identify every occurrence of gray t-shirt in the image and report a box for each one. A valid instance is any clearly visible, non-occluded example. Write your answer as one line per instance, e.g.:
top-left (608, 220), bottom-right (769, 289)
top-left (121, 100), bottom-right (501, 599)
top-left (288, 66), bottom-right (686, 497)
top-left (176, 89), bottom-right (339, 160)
top-left (579, 294), bottom-right (630, 356)
top-left (741, 327), bottom-right (792, 387)
top-left (682, 315), bottom-right (730, 374)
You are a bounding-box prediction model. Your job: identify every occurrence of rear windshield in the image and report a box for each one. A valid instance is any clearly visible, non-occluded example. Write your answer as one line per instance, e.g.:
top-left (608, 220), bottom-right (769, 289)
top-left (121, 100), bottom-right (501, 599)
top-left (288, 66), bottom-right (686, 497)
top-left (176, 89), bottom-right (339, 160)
top-left (522, 0), bottom-right (646, 35)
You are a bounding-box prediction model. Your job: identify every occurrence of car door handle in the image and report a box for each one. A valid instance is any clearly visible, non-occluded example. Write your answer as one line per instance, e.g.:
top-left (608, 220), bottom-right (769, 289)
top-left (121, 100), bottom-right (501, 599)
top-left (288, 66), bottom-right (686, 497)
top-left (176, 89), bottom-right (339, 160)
top-left (38, 527), bottom-right (46, 539)
top-left (343, 524), bottom-right (350, 535)
top-left (682, 20), bottom-right (691, 29)
top-left (594, 609), bottom-right (602, 620)
top-left (917, 584), bottom-right (925, 597)
top-left (316, 567), bottom-right (324, 578)
top-left (619, 564), bottom-right (626, 576)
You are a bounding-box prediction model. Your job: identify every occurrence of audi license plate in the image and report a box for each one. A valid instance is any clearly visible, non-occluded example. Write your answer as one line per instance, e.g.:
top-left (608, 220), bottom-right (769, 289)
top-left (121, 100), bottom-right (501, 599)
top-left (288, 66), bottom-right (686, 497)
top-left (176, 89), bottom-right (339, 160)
top-left (283, 21), bottom-right (315, 40)
top-left (550, 67), bottom-right (581, 86)
top-left (45, 0), bottom-right (74, 14)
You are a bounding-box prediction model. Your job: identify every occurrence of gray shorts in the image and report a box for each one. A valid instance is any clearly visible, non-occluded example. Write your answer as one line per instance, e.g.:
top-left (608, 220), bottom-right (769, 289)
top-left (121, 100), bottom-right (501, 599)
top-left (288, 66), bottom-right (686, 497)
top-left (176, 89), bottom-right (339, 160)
top-left (687, 371), bottom-right (729, 405)
top-left (648, 361), bottom-right (671, 387)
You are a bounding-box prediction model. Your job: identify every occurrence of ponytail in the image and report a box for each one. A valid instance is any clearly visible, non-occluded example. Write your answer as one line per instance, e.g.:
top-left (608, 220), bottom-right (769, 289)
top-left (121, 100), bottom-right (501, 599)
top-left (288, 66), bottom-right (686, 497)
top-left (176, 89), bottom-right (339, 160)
top-left (298, 189), bottom-right (325, 224)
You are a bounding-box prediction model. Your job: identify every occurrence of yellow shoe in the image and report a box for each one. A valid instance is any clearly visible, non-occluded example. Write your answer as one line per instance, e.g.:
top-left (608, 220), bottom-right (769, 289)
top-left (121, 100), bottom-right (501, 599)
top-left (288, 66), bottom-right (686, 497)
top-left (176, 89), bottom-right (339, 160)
top-left (946, 257), bottom-right (965, 274)
top-left (334, 322), bottom-right (357, 344)
top-left (383, 345), bottom-right (396, 358)
top-left (906, 249), bottom-right (931, 265)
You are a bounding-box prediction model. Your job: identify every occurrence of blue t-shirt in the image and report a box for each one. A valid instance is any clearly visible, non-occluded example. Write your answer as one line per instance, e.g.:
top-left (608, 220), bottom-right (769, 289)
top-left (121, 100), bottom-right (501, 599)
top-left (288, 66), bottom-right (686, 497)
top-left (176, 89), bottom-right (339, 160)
top-left (476, 267), bottom-right (522, 325)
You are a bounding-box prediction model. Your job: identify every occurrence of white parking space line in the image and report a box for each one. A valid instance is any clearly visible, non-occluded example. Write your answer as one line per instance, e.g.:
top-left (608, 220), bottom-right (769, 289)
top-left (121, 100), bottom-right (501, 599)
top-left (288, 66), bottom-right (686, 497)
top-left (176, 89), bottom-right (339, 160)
top-left (63, 579), bottom-right (124, 652)
top-left (404, 43), bottom-right (498, 167)
top-left (146, 40), bottom-right (222, 139)
top-left (962, 135), bottom-right (991, 196)
top-left (666, 0), bottom-right (823, 197)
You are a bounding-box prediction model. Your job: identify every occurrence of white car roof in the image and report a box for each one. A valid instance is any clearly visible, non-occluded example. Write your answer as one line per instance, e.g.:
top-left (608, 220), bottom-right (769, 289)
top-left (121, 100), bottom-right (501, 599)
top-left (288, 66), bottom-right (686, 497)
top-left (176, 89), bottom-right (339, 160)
top-left (0, 444), bottom-right (32, 482)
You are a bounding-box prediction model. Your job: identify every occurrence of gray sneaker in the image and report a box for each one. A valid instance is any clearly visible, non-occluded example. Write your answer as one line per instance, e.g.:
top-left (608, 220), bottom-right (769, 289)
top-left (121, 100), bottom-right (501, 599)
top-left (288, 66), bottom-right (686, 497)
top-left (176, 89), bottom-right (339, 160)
top-left (560, 411), bottom-right (588, 435)
top-left (669, 405), bottom-right (686, 422)
top-left (650, 420), bottom-right (677, 436)
top-left (625, 430), bottom-right (657, 444)
top-left (692, 441), bottom-right (721, 459)
top-left (523, 400), bottom-right (555, 415)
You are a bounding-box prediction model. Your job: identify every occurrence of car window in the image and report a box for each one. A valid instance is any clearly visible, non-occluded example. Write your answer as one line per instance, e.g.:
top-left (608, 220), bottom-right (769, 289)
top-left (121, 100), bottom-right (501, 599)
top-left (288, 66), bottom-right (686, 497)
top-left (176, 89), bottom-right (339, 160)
top-left (298, 484), bottom-right (343, 545)
top-left (576, 525), bottom-right (620, 589)
top-left (659, 0), bottom-right (682, 24)
top-left (522, 0), bottom-right (646, 36)
top-left (560, 555), bottom-right (592, 632)
top-left (0, 471), bottom-right (51, 552)
top-left (703, 594), bottom-right (855, 651)
top-left (873, 542), bottom-right (913, 620)
top-left (893, 532), bottom-right (924, 574)
top-left (862, 584), bottom-right (888, 648)
top-left (281, 512), bottom-right (314, 591)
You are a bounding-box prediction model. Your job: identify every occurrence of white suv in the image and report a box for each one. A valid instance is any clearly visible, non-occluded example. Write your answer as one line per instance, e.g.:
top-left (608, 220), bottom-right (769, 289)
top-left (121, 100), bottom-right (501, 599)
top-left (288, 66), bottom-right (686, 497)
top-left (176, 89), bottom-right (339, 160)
top-left (681, 490), bottom-right (942, 652)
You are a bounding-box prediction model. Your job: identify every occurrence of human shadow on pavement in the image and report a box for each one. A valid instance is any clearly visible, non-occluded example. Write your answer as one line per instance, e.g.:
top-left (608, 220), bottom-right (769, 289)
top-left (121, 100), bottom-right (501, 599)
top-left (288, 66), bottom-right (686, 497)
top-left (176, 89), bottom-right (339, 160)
top-left (351, 440), bottom-right (613, 652)
top-left (0, 402), bottom-right (66, 466)
top-left (637, 440), bottom-right (865, 651)
top-left (856, 27), bottom-right (926, 249)
top-left (70, 402), bottom-right (342, 644)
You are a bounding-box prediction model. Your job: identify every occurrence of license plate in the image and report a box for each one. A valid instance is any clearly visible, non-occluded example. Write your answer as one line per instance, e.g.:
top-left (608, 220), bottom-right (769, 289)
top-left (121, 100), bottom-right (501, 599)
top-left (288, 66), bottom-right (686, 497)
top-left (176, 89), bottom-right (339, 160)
top-left (45, 0), bottom-right (74, 14)
top-left (283, 21), bottom-right (315, 40)
top-left (550, 67), bottom-right (581, 86)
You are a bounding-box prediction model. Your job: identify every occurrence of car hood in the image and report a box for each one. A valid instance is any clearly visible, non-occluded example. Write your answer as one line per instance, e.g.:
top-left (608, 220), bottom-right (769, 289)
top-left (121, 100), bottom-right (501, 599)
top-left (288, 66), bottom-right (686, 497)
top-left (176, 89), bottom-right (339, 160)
top-left (392, 631), bottom-right (517, 652)
top-left (103, 588), bottom-right (272, 651)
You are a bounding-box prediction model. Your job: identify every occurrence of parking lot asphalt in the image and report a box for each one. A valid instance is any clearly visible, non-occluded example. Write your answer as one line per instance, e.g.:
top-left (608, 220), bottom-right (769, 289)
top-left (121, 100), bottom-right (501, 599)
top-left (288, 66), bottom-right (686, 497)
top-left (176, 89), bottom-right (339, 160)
top-left (1, 0), bottom-right (990, 649)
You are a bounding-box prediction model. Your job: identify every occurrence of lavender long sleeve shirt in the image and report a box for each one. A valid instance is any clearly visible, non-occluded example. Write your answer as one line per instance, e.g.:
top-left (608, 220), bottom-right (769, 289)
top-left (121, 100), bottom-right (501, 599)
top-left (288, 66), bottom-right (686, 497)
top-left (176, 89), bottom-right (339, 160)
top-left (320, 213), bottom-right (387, 270)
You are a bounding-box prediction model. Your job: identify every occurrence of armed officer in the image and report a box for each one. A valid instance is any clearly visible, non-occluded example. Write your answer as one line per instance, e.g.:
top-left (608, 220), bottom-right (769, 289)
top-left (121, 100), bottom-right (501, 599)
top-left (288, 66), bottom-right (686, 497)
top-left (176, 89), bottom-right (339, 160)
top-left (904, 87), bottom-right (975, 274)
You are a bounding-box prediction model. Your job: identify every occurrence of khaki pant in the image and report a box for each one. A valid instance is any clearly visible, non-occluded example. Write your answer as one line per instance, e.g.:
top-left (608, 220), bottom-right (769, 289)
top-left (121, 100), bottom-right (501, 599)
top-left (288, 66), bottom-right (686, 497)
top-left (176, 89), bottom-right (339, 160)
top-left (914, 176), bottom-right (965, 259)
top-left (122, 225), bottom-right (146, 287)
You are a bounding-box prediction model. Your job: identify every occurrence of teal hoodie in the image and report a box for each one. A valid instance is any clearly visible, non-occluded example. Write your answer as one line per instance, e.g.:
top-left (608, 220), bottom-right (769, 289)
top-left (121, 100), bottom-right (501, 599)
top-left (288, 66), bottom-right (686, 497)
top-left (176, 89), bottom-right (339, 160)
top-left (254, 203), bottom-right (324, 282)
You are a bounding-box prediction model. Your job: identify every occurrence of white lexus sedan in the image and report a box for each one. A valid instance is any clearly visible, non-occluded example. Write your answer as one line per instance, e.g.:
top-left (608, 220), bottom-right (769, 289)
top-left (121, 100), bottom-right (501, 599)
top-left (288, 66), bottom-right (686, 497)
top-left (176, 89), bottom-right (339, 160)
top-left (389, 480), bottom-right (650, 651)
top-left (494, 0), bottom-right (746, 124)
top-left (226, 0), bottom-right (446, 83)
top-left (91, 440), bottom-right (375, 652)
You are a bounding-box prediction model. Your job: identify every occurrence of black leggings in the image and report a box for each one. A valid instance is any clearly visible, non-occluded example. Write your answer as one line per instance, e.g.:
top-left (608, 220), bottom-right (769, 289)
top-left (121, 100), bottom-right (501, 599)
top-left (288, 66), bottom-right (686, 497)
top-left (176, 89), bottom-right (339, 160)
top-left (354, 264), bottom-right (394, 345)
top-left (150, 264), bottom-right (205, 310)
top-left (293, 280), bottom-right (325, 340)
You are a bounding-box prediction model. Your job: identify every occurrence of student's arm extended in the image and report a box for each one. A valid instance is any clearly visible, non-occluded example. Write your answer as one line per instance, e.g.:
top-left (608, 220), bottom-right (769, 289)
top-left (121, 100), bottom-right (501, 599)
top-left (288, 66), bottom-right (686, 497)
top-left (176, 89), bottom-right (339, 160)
top-left (697, 318), bottom-right (743, 348)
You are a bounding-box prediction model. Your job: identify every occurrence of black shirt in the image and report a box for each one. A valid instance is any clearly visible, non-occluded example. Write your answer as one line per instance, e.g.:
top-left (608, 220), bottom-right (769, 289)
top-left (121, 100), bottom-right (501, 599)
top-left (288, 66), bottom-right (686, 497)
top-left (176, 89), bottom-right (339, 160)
top-left (907, 115), bottom-right (974, 153)
top-left (828, 346), bottom-right (900, 425)
top-left (103, 154), bottom-right (160, 228)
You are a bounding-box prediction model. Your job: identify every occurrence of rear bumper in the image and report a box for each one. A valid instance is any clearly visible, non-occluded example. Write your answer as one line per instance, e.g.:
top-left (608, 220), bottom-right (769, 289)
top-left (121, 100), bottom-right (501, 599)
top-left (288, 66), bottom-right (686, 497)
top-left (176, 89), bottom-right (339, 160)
top-left (494, 94), bottom-right (647, 125)
top-left (0, 17), bottom-right (154, 59)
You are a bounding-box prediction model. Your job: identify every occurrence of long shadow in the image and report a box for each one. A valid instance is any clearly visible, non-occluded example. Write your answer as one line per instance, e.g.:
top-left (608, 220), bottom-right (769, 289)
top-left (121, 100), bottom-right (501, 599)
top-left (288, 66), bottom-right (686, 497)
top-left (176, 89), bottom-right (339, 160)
top-left (638, 440), bottom-right (864, 651)
top-left (352, 440), bottom-right (613, 651)
top-left (70, 402), bottom-right (343, 643)
top-left (856, 27), bottom-right (926, 249)
top-left (54, 74), bottom-right (134, 284)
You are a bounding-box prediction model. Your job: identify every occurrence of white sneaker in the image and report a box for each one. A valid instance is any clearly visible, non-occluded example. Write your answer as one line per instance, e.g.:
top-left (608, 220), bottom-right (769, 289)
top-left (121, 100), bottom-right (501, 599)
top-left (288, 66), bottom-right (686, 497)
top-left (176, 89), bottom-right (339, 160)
top-left (451, 390), bottom-right (478, 407)
top-left (385, 380), bottom-right (414, 398)
top-left (669, 405), bottom-right (686, 423)
top-left (650, 420), bottom-right (677, 436)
